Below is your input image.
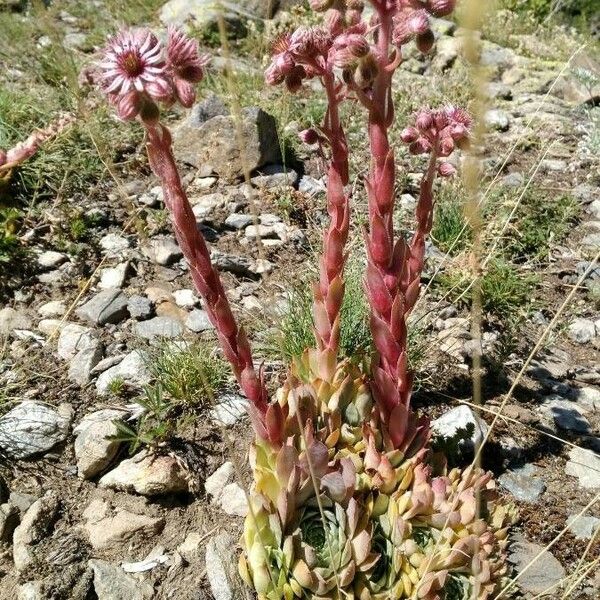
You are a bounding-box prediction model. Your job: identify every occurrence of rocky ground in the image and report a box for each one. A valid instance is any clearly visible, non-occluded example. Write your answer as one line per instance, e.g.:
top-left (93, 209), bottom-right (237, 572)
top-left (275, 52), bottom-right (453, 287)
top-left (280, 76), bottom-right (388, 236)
top-left (0, 1), bottom-right (599, 599)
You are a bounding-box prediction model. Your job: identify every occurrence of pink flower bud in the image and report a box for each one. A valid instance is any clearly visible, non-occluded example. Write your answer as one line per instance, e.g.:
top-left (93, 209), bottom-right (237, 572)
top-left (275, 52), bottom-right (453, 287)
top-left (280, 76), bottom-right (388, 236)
top-left (416, 29), bottom-right (435, 54)
top-left (392, 20), bottom-right (412, 46)
top-left (309, 0), bottom-right (333, 11)
top-left (416, 110), bottom-right (433, 131)
top-left (428, 0), bottom-right (456, 17)
top-left (438, 162), bottom-right (456, 177)
top-left (409, 138), bottom-right (432, 154)
top-left (285, 65), bottom-right (306, 93)
top-left (439, 136), bottom-right (455, 156)
top-left (174, 78), bottom-right (196, 108)
top-left (265, 63), bottom-right (285, 86)
top-left (408, 10), bottom-right (430, 35)
top-left (324, 9), bottom-right (343, 36)
top-left (400, 127), bottom-right (419, 143)
top-left (434, 110), bottom-right (449, 129)
top-left (449, 123), bottom-right (467, 141)
top-left (117, 91), bottom-right (142, 121)
top-left (299, 128), bottom-right (320, 144)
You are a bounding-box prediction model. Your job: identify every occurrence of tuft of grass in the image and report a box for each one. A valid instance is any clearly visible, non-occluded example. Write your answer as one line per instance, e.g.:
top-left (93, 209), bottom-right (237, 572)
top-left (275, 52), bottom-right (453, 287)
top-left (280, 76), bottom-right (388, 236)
top-left (436, 258), bottom-right (537, 319)
top-left (107, 377), bottom-right (126, 397)
top-left (146, 340), bottom-right (228, 408)
top-left (431, 183), bottom-right (471, 255)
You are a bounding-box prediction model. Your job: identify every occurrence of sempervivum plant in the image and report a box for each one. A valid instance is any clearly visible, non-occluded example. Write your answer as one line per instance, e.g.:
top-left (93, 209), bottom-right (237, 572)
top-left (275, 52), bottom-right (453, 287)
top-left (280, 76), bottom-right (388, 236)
top-left (97, 10), bottom-right (516, 600)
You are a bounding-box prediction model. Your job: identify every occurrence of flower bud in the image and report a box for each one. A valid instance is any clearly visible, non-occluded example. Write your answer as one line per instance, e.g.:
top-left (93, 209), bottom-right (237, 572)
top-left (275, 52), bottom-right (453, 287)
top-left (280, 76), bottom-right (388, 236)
top-left (117, 91), bottom-right (142, 121)
top-left (415, 110), bottom-right (433, 131)
top-left (265, 63), bottom-right (285, 86)
top-left (409, 138), bottom-right (432, 154)
top-left (449, 123), bottom-right (468, 141)
top-left (416, 29), bottom-right (435, 54)
top-left (324, 9), bottom-right (343, 36)
top-left (400, 127), bottom-right (419, 143)
top-left (354, 54), bottom-right (379, 88)
top-left (438, 161), bottom-right (456, 177)
top-left (408, 10), bottom-right (430, 35)
top-left (309, 0), bottom-right (333, 11)
top-left (439, 136), bottom-right (455, 156)
top-left (299, 128), bottom-right (319, 145)
top-left (392, 20), bottom-right (412, 46)
top-left (428, 0), bottom-right (456, 17)
top-left (139, 97), bottom-right (160, 125)
top-left (285, 65), bottom-right (306, 93)
top-left (434, 110), bottom-right (449, 130)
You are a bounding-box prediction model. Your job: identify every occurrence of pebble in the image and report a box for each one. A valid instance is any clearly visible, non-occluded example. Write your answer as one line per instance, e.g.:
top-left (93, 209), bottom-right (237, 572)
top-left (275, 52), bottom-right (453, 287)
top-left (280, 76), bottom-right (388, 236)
top-left (250, 165), bottom-right (298, 189)
top-left (75, 289), bottom-right (129, 326)
top-left (68, 339), bottom-right (104, 386)
top-left (206, 533), bottom-right (237, 600)
top-left (565, 447), bottom-right (600, 489)
top-left (74, 409), bottom-right (125, 479)
top-left (37, 250), bottom-right (67, 269)
top-left (127, 295), bottom-right (154, 320)
top-left (133, 316), bottom-right (184, 339)
top-left (224, 213), bottom-right (253, 229)
top-left (89, 559), bottom-right (154, 600)
top-left (219, 483), bottom-right (248, 516)
top-left (500, 172), bottom-right (524, 187)
top-left (498, 463), bottom-right (546, 502)
top-left (0, 401), bottom-right (71, 459)
top-left (173, 289), bottom-right (198, 308)
top-left (99, 233), bottom-right (130, 254)
top-left (431, 406), bottom-right (488, 453)
top-left (96, 350), bottom-right (151, 395)
top-left (99, 450), bottom-right (189, 496)
top-left (185, 309), bottom-right (213, 333)
top-left (541, 397), bottom-right (591, 433)
top-left (485, 109), bottom-right (510, 131)
top-left (0, 307), bottom-right (32, 335)
top-left (210, 393), bottom-right (248, 425)
top-left (566, 513), bottom-right (600, 540)
top-left (205, 462), bottom-right (235, 501)
top-left (98, 262), bottom-right (130, 290)
top-left (142, 237), bottom-right (182, 266)
top-left (37, 300), bottom-right (66, 318)
top-left (568, 318), bottom-right (596, 344)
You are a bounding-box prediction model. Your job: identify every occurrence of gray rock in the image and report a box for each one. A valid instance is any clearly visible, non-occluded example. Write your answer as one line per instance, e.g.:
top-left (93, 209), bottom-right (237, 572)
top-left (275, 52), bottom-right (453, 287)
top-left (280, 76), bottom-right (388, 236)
top-left (431, 405), bottom-right (488, 452)
top-left (0, 401), bottom-right (71, 459)
top-left (173, 107), bottom-right (281, 181)
top-left (0, 502), bottom-right (19, 542)
top-left (219, 483), bottom-right (248, 517)
top-left (566, 513), bottom-right (600, 540)
top-left (565, 446), bottom-right (600, 489)
top-left (127, 295), bottom-right (154, 320)
top-left (16, 581), bottom-right (44, 600)
top-left (581, 231), bottom-right (600, 248)
top-left (541, 158), bottom-right (567, 172)
top-left (37, 250), bottom-right (67, 269)
top-left (13, 493), bottom-right (59, 572)
top-left (568, 318), bottom-right (596, 344)
top-left (98, 262), bottom-right (130, 290)
top-left (206, 533), bottom-right (237, 600)
top-left (541, 398), bottom-right (591, 433)
top-left (500, 172), bottom-right (524, 187)
top-left (205, 462), bottom-right (235, 501)
top-left (9, 492), bottom-right (36, 515)
top-left (68, 340), bottom-right (104, 386)
top-left (99, 233), bottom-right (130, 254)
top-left (89, 559), bottom-right (154, 600)
top-left (99, 450), bottom-right (189, 496)
top-left (0, 307), bottom-right (32, 335)
top-left (173, 289), bottom-right (198, 308)
top-left (133, 316), bottom-right (184, 340)
top-left (185, 309), bottom-right (213, 333)
top-left (37, 300), bottom-right (66, 318)
top-left (83, 497), bottom-right (164, 551)
top-left (210, 250), bottom-right (255, 277)
top-left (191, 192), bottom-right (227, 221)
top-left (210, 394), bottom-right (248, 425)
top-left (499, 463), bottom-right (546, 502)
top-left (251, 165), bottom-right (298, 188)
top-left (528, 347), bottom-right (570, 380)
top-left (298, 175), bottom-right (325, 195)
top-left (225, 213), bottom-right (253, 230)
top-left (56, 323), bottom-right (97, 360)
top-left (485, 109), bottom-right (510, 132)
top-left (74, 409), bottom-right (125, 479)
top-left (142, 237), bottom-right (182, 266)
top-left (487, 82), bottom-right (513, 100)
top-left (96, 350), bottom-right (151, 395)
top-left (508, 534), bottom-right (565, 597)
top-left (75, 289), bottom-right (129, 326)
top-left (571, 387), bottom-right (600, 412)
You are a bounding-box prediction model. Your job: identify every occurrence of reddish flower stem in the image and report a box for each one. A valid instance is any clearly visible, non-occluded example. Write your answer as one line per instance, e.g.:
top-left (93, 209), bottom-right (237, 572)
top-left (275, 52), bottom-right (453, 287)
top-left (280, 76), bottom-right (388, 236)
top-left (143, 122), bottom-right (276, 439)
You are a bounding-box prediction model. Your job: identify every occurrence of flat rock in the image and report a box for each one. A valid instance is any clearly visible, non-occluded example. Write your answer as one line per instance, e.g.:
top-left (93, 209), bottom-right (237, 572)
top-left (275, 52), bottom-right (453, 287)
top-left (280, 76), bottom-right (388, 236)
top-left (96, 350), bottom-right (151, 395)
top-left (68, 339), bottom-right (104, 386)
top-left (98, 262), bottom-right (130, 290)
top-left (173, 289), bottom-right (198, 308)
top-left (89, 559), bottom-right (154, 600)
top-left (173, 107), bottom-right (281, 181)
top-left (568, 318), bottom-right (597, 344)
top-left (541, 398), bottom-right (591, 433)
top-left (205, 462), bottom-right (234, 501)
top-left (133, 316), bottom-right (184, 340)
top-left (499, 463), bottom-right (546, 502)
top-left (485, 109), bottom-right (510, 131)
top-left (565, 446), bottom-right (600, 489)
top-left (99, 233), bottom-right (130, 254)
top-left (0, 401), bottom-right (71, 459)
top-left (219, 483), bottom-right (247, 517)
top-left (528, 347), bottom-right (571, 380)
top-left (37, 250), bottom-right (67, 269)
top-left (508, 533), bottom-right (565, 596)
top-left (127, 295), bottom-right (154, 320)
top-left (185, 309), bottom-right (213, 333)
top-left (431, 405), bottom-right (488, 452)
top-left (99, 451), bottom-right (188, 496)
top-left (0, 307), bottom-right (32, 335)
top-left (206, 533), bottom-right (237, 600)
top-left (74, 409), bottom-right (125, 479)
top-left (83, 498), bottom-right (164, 551)
top-left (75, 289), bottom-right (129, 326)
top-left (225, 213), bottom-right (253, 230)
top-left (13, 493), bottom-right (59, 573)
top-left (251, 165), bottom-right (298, 189)
top-left (566, 513), bottom-right (600, 540)
top-left (56, 323), bottom-right (97, 360)
top-left (37, 300), bottom-right (66, 318)
top-left (142, 237), bottom-right (182, 266)
top-left (210, 393), bottom-right (248, 425)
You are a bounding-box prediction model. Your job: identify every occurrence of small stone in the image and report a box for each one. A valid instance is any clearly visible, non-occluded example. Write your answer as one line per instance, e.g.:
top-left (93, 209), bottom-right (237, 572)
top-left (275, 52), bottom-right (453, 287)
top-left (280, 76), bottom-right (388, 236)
top-left (177, 532), bottom-right (202, 562)
top-left (173, 289), bottom-right (198, 308)
top-left (68, 340), bottom-right (104, 386)
top-left (185, 309), bottom-right (213, 333)
top-left (210, 394), bottom-right (248, 425)
top-left (9, 492), bottom-right (36, 515)
top-left (399, 194), bottom-right (417, 211)
top-left (0, 401), bottom-right (70, 459)
top-left (205, 462), bottom-right (234, 501)
top-left (485, 109), bottom-right (510, 132)
top-left (38, 319), bottom-right (63, 337)
top-left (253, 258), bottom-right (274, 274)
top-left (251, 165), bottom-right (298, 188)
top-left (499, 463), bottom-right (546, 502)
top-left (83, 498), bottom-right (164, 551)
top-left (205, 533), bottom-right (237, 600)
top-left (99, 450), bottom-right (189, 496)
top-left (298, 175), bottom-right (325, 195)
top-left (75, 289), bottom-right (129, 326)
top-left (13, 493), bottom-right (59, 572)
top-left (224, 213), bottom-right (253, 229)
top-left (89, 559), bottom-right (154, 600)
top-left (0, 502), bottom-right (19, 542)
top-left (541, 158), bottom-right (567, 172)
top-left (219, 483), bottom-right (247, 517)
top-left (500, 172), bottom-right (524, 188)
top-left (565, 446), bottom-right (600, 489)
top-left (133, 316), bottom-right (184, 340)
top-left (581, 231), bottom-right (600, 248)
top-left (568, 318), bottom-right (596, 344)
top-left (127, 295), bottom-right (154, 320)
top-left (74, 409), bottom-right (125, 479)
top-left (37, 300), bottom-right (66, 318)
top-left (99, 233), bottom-right (130, 254)
top-left (37, 250), bottom-right (67, 269)
top-left (508, 534), bottom-right (565, 597)
top-left (541, 398), bottom-right (591, 433)
top-left (16, 581), bottom-right (44, 600)
top-left (528, 347), bottom-right (571, 380)
top-left (96, 350), bottom-right (151, 395)
top-left (566, 513), bottom-right (600, 540)
top-left (211, 250), bottom-right (255, 277)
top-left (191, 192), bottom-right (227, 221)
top-left (571, 387), bottom-right (600, 412)
top-left (0, 307), bottom-right (32, 335)
top-left (432, 406), bottom-right (488, 453)
top-left (142, 237), bottom-right (182, 266)
top-left (98, 262), bottom-right (130, 290)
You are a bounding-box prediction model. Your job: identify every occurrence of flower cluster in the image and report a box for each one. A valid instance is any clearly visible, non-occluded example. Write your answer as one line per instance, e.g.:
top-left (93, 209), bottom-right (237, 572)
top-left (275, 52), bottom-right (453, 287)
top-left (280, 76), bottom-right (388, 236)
top-left (100, 27), bottom-right (208, 122)
top-left (393, 0), bottom-right (457, 53)
top-left (401, 105), bottom-right (472, 176)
